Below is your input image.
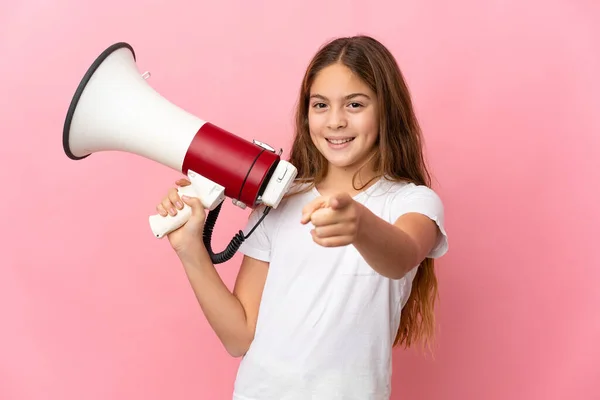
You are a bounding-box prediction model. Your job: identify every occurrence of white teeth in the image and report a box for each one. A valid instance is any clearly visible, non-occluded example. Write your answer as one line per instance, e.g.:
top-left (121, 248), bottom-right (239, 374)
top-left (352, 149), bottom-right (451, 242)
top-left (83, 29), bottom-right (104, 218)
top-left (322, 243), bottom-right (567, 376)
top-left (327, 138), bottom-right (354, 144)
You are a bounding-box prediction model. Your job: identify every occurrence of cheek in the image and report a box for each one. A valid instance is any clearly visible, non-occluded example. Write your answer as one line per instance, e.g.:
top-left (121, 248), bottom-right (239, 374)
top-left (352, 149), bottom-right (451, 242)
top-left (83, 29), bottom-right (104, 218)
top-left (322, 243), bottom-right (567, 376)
top-left (355, 113), bottom-right (378, 139)
top-left (308, 113), bottom-right (325, 137)
top-left (307, 118), bottom-right (319, 146)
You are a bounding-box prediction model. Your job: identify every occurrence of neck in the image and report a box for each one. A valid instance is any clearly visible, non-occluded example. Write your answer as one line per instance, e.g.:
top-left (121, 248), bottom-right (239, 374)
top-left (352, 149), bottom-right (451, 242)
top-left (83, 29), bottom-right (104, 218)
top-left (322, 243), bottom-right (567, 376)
top-left (318, 159), bottom-right (379, 197)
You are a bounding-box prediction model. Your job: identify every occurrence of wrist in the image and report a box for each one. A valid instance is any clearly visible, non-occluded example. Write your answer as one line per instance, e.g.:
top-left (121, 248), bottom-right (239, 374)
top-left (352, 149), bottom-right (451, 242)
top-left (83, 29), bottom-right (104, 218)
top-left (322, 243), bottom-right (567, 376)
top-left (177, 244), bottom-right (213, 269)
top-left (353, 202), bottom-right (369, 245)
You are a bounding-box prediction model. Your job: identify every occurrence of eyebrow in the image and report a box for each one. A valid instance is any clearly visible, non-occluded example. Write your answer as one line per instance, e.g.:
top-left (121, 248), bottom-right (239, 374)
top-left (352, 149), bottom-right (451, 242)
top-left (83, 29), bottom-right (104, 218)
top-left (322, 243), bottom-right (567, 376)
top-left (309, 93), bottom-right (371, 101)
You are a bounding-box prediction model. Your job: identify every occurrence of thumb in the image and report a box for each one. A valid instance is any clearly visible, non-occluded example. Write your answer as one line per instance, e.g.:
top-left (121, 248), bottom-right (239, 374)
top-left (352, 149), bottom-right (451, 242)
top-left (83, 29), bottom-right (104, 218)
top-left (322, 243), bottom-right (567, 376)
top-left (181, 195), bottom-right (205, 219)
top-left (301, 197), bottom-right (327, 224)
top-left (176, 178), bottom-right (191, 187)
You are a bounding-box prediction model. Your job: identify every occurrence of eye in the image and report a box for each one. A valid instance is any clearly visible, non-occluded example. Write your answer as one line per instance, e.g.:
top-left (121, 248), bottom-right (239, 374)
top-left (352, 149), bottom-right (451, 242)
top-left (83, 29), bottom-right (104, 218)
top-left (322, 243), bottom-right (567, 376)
top-left (312, 102), bottom-right (327, 109)
top-left (348, 102), bottom-right (363, 109)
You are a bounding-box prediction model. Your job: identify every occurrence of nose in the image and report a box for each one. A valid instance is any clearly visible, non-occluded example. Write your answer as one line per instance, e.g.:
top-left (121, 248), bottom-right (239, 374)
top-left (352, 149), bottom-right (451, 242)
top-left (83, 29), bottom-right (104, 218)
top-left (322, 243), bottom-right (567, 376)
top-left (326, 108), bottom-right (347, 130)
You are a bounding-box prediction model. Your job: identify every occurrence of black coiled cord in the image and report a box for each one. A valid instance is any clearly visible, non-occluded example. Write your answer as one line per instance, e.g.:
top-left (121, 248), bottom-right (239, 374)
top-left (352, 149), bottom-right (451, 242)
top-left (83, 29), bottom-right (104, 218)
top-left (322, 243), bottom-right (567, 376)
top-left (202, 200), bottom-right (271, 264)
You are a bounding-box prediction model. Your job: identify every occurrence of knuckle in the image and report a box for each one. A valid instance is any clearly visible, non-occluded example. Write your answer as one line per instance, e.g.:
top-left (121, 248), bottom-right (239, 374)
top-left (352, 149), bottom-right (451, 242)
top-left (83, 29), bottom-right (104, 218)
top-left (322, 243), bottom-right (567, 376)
top-left (349, 221), bottom-right (357, 233)
top-left (156, 204), bottom-right (166, 215)
top-left (162, 200), bottom-right (175, 214)
top-left (169, 195), bottom-right (183, 208)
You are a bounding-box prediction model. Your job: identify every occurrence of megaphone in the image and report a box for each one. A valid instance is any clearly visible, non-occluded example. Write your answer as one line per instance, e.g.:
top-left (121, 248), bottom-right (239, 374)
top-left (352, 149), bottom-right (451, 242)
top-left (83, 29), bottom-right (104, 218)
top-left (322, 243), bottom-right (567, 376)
top-left (63, 42), bottom-right (297, 264)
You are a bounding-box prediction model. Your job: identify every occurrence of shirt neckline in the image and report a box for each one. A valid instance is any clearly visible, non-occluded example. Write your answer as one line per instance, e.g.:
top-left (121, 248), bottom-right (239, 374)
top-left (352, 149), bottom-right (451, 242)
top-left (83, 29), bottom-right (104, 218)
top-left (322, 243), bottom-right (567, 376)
top-left (311, 176), bottom-right (385, 200)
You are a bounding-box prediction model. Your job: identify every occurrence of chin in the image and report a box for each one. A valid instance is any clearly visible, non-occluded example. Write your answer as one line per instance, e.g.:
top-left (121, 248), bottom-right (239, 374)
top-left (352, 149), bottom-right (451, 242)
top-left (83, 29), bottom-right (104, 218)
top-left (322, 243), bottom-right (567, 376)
top-left (323, 155), bottom-right (360, 169)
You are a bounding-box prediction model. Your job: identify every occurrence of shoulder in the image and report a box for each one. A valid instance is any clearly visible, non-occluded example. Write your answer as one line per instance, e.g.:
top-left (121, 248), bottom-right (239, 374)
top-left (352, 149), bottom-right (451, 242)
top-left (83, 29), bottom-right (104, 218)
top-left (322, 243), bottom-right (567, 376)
top-left (377, 179), bottom-right (444, 211)
top-left (376, 179), bottom-right (448, 258)
top-left (361, 178), bottom-right (446, 229)
top-left (393, 182), bottom-right (444, 227)
top-left (400, 183), bottom-right (443, 213)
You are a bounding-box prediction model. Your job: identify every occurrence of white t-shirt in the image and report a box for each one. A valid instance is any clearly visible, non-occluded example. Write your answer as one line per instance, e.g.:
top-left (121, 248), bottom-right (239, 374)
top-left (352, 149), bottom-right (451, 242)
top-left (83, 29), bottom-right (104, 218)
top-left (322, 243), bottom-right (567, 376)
top-left (232, 178), bottom-right (449, 400)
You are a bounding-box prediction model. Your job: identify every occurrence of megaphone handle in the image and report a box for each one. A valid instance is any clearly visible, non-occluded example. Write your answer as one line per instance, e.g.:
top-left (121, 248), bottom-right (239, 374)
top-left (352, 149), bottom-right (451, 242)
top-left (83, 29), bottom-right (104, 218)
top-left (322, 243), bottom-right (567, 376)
top-left (148, 185), bottom-right (198, 238)
top-left (148, 187), bottom-right (272, 264)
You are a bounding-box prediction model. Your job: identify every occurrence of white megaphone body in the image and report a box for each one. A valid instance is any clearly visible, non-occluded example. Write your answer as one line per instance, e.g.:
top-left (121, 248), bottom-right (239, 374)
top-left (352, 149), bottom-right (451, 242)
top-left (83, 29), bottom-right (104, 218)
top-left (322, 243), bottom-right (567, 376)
top-left (63, 42), bottom-right (297, 263)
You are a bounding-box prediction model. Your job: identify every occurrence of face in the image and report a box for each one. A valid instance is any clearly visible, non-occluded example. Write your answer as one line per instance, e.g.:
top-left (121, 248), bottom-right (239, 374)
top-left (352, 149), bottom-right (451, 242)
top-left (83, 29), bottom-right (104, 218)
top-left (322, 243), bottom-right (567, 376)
top-left (307, 63), bottom-right (379, 172)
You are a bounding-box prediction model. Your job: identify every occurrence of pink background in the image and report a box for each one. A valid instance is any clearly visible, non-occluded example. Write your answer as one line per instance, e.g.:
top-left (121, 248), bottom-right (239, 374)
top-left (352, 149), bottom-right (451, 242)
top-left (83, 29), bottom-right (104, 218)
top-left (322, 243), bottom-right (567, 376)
top-left (1, 0), bottom-right (599, 399)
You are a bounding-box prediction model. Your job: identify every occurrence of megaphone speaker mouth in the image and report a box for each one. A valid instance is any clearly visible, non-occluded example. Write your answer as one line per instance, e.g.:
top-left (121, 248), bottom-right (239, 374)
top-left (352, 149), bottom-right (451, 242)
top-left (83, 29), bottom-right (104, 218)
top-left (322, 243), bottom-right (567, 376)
top-left (63, 41), bottom-right (299, 264)
top-left (63, 42), bottom-right (136, 160)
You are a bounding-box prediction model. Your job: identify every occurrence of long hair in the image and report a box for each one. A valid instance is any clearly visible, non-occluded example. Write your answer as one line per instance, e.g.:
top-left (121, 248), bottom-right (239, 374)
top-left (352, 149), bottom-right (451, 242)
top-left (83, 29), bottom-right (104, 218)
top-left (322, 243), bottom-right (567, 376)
top-left (287, 35), bottom-right (438, 351)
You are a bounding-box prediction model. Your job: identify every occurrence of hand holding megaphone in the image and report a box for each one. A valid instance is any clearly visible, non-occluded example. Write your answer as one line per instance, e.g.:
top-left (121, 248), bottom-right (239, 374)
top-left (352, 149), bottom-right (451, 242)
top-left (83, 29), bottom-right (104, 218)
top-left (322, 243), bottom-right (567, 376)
top-left (63, 42), bottom-right (297, 264)
top-left (148, 170), bottom-right (226, 239)
top-left (153, 178), bottom-right (216, 257)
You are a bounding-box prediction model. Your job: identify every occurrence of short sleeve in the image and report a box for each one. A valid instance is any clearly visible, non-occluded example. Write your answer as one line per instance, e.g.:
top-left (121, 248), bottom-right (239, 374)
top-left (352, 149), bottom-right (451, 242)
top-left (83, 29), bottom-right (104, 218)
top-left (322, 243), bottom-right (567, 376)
top-left (238, 205), bottom-right (272, 262)
top-left (390, 185), bottom-right (449, 259)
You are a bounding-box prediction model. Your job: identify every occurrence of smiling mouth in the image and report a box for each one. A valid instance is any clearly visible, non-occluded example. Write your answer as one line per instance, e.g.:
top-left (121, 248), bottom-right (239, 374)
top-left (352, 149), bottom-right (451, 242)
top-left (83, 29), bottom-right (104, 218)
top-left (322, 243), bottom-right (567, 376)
top-left (326, 137), bottom-right (355, 144)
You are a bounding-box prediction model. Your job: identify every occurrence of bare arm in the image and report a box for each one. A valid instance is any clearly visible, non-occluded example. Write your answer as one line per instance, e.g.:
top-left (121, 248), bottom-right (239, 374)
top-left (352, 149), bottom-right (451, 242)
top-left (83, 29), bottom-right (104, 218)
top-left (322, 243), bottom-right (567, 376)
top-left (302, 191), bottom-right (442, 280)
top-left (353, 206), bottom-right (440, 279)
top-left (180, 250), bottom-right (268, 357)
top-left (158, 178), bottom-right (268, 357)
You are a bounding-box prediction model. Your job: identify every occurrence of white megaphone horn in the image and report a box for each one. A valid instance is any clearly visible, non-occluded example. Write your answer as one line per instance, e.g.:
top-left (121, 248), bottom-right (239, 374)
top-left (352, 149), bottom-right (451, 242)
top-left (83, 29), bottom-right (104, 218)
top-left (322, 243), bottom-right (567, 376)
top-left (63, 42), bottom-right (297, 264)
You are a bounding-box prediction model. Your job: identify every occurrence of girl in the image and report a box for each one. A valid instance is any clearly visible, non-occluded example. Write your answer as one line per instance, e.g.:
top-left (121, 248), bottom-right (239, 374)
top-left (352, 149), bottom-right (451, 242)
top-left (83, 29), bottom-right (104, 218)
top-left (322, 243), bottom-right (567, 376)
top-left (156, 35), bottom-right (449, 400)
